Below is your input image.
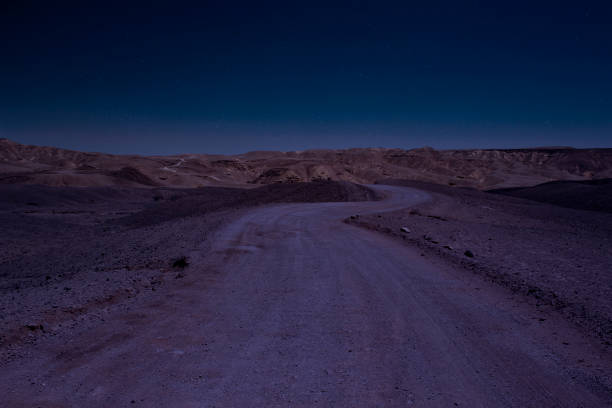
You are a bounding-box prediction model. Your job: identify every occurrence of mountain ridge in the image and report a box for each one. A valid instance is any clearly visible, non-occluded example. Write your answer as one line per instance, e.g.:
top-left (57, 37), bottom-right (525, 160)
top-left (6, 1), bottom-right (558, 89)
top-left (1, 139), bottom-right (611, 189)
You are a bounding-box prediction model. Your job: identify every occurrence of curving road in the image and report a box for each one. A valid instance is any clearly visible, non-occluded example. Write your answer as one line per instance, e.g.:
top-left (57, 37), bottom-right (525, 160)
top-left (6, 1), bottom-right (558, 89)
top-left (1, 185), bottom-right (610, 407)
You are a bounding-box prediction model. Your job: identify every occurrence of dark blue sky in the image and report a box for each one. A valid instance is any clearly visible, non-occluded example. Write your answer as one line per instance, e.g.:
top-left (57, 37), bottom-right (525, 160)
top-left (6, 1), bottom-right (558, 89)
top-left (1, 1), bottom-right (611, 154)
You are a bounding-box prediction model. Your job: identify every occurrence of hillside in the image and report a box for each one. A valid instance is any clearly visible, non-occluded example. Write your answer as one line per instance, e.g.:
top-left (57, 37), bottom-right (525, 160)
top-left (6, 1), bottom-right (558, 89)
top-left (1, 139), bottom-right (611, 189)
top-left (489, 178), bottom-right (612, 213)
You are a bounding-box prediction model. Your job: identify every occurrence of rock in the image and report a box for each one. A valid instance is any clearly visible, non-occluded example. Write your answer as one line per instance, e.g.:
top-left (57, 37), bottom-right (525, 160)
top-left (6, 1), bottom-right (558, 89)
top-left (464, 250), bottom-right (474, 258)
top-left (443, 245), bottom-right (453, 250)
top-left (424, 235), bottom-right (438, 244)
top-left (400, 227), bottom-right (410, 233)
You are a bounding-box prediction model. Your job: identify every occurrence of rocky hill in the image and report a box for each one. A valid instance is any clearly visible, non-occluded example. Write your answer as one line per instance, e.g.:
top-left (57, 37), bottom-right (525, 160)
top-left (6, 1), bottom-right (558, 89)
top-left (1, 138), bottom-right (611, 189)
top-left (490, 178), bottom-right (612, 213)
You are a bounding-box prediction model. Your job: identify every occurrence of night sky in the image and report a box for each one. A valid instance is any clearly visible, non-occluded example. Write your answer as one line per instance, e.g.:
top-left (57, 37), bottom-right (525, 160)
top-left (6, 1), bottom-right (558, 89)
top-left (1, 1), bottom-right (611, 155)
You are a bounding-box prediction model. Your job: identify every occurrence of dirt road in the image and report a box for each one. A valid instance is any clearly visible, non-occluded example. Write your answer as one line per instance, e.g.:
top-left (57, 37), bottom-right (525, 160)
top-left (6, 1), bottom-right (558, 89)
top-left (1, 186), bottom-right (610, 407)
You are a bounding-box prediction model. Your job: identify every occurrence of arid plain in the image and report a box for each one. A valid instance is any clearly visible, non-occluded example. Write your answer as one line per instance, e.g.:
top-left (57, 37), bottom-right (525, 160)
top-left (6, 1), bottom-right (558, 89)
top-left (1, 139), bottom-right (611, 406)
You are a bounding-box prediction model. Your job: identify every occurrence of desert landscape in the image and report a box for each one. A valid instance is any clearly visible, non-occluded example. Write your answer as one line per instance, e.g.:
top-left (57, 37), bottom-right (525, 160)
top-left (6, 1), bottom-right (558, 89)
top-left (3, 138), bottom-right (612, 190)
top-left (3, 2), bottom-right (612, 406)
top-left (0, 139), bottom-right (611, 406)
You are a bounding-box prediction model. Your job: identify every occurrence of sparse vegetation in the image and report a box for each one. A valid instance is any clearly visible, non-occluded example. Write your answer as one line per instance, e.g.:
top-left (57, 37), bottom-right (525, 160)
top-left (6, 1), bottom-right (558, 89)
top-left (172, 256), bottom-right (189, 269)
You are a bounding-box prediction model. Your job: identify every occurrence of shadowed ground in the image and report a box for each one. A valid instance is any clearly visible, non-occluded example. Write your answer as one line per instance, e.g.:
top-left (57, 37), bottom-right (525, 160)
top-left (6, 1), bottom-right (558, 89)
top-left (1, 185), bottom-right (610, 407)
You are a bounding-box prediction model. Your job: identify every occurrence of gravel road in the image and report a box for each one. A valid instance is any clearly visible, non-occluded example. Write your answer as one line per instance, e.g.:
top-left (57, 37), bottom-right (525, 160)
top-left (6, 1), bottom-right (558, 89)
top-left (1, 185), bottom-right (610, 407)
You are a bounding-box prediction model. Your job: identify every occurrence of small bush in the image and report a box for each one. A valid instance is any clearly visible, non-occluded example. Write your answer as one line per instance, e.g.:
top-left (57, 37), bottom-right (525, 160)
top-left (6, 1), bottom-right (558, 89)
top-left (172, 256), bottom-right (189, 268)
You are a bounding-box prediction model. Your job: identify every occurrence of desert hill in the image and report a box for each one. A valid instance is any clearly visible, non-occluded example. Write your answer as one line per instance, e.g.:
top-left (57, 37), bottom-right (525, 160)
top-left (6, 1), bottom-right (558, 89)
top-left (1, 138), bottom-right (611, 189)
top-left (490, 178), bottom-right (612, 213)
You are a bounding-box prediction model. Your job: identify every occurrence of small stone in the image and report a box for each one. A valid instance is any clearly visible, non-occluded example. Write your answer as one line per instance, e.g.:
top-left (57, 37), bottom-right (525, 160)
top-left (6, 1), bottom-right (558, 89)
top-left (464, 250), bottom-right (474, 258)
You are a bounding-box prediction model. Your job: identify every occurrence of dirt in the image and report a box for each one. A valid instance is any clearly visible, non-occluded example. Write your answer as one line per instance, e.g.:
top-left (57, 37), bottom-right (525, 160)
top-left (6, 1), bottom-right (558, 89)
top-left (0, 181), bottom-right (376, 362)
top-left (347, 179), bottom-right (612, 345)
top-left (0, 184), bottom-right (610, 407)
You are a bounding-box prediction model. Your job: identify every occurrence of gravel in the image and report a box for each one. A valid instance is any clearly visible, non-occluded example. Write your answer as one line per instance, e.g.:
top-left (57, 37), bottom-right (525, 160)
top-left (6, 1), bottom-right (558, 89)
top-left (347, 179), bottom-right (612, 345)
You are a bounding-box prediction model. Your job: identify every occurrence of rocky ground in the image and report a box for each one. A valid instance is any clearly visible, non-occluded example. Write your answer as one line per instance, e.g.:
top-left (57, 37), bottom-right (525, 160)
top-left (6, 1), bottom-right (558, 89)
top-left (347, 179), bottom-right (612, 346)
top-left (0, 181), bottom-right (378, 363)
top-left (2, 179), bottom-right (611, 406)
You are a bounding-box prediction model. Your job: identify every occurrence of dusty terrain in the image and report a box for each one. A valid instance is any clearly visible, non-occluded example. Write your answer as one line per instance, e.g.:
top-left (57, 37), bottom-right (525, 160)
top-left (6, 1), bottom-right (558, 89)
top-left (0, 181), bottom-right (376, 361)
top-left (2, 139), bottom-right (612, 406)
top-left (0, 184), bottom-right (611, 407)
top-left (2, 138), bottom-right (612, 189)
top-left (348, 180), bottom-right (612, 345)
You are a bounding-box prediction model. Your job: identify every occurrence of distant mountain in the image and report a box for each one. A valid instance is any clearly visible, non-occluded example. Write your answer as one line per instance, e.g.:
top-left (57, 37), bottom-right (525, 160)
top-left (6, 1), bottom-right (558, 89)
top-left (1, 138), bottom-right (611, 189)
